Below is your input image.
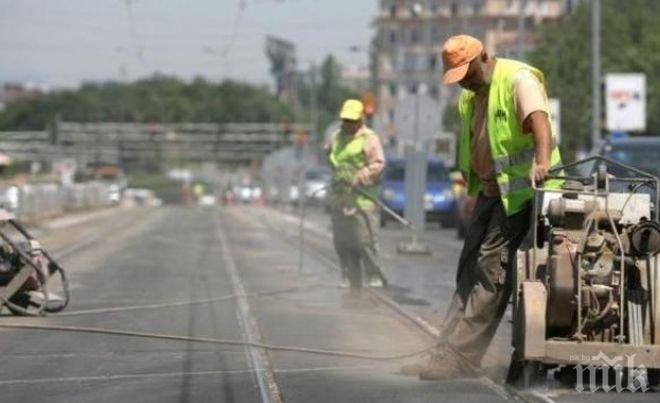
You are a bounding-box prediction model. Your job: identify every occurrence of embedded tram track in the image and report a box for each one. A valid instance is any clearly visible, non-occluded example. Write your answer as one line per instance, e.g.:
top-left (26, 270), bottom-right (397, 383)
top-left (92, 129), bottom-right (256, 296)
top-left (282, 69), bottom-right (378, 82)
top-left (255, 206), bottom-right (546, 403)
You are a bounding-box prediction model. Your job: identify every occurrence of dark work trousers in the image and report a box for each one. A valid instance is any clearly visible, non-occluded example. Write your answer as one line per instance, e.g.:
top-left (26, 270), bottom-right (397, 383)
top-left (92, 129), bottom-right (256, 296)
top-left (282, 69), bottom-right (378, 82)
top-left (331, 208), bottom-right (385, 287)
top-left (440, 193), bottom-right (531, 367)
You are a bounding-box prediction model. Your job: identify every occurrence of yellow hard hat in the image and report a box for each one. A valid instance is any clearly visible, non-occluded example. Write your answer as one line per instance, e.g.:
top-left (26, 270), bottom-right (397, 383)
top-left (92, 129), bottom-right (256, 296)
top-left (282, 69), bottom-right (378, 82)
top-left (339, 99), bottom-right (364, 121)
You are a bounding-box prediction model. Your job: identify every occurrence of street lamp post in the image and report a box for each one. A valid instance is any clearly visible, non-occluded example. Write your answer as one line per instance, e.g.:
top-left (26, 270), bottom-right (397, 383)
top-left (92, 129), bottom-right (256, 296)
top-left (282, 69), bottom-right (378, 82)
top-left (592, 0), bottom-right (602, 148)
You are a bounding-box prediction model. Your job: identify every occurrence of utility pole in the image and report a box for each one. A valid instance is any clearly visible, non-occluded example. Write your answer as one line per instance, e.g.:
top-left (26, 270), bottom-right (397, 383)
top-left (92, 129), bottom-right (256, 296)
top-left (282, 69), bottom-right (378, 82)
top-left (591, 0), bottom-right (601, 148)
top-left (309, 63), bottom-right (319, 145)
top-left (517, 0), bottom-right (528, 60)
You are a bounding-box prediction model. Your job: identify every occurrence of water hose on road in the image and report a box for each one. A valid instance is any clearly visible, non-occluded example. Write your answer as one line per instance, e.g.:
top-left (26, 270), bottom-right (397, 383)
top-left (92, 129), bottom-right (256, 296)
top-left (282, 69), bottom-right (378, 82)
top-left (0, 322), bottom-right (436, 361)
top-left (58, 283), bottom-right (325, 317)
top-left (297, 184), bottom-right (412, 276)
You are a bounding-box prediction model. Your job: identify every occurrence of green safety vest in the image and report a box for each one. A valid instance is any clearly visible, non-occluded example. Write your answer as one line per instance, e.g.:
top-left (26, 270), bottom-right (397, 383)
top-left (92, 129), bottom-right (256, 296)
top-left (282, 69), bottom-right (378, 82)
top-left (328, 127), bottom-right (380, 210)
top-left (458, 58), bottom-right (563, 216)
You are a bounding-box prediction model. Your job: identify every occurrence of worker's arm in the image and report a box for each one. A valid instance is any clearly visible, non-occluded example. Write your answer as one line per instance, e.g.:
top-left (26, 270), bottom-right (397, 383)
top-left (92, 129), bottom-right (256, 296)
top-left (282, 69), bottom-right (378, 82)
top-left (527, 111), bottom-right (552, 183)
top-left (354, 134), bottom-right (385, 187)
top-left (515, 70), bottom-right (552, 183)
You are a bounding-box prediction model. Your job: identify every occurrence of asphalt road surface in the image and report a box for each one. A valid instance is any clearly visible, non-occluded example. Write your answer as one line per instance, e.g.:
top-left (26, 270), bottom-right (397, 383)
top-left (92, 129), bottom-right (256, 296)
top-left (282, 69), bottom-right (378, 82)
top-left (0, 205), bottom-right (656, 402)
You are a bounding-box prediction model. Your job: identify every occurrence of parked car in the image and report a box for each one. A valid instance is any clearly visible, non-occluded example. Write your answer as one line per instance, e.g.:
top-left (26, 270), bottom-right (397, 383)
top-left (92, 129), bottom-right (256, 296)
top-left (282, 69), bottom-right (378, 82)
top-left (379, 158), bottom-right (457, 228)
top-left (303, 167), bottom-right (331, 204)
top-left (586, 134), bottom-right (660, 204)
top-left (289, 167), bottom-right (331, 207)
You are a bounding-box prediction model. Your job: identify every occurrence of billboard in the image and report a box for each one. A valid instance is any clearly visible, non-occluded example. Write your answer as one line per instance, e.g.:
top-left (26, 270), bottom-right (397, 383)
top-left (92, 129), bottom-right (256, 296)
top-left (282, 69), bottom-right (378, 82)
top-left (605, 73), bottom-right (646, 132)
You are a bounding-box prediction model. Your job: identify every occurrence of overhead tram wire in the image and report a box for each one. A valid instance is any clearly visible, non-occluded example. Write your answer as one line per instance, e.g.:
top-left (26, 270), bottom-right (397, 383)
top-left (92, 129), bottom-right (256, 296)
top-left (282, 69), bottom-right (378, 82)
top-left (212, 0), bottom-right (248, 80)
top-left (123, 0), bottom-right (145, 61)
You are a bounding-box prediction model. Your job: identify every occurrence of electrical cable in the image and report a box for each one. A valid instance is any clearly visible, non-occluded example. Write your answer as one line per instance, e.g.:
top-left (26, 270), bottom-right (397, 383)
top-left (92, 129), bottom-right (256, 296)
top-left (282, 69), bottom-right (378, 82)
top-left (220, 0), bottom-right (247, 59)
top-left (59, 284), bottom-right (323, 317)
top-left (123, 0), bottom-right (145, 61)
top-left (0, 323), bottom-right (435, 361)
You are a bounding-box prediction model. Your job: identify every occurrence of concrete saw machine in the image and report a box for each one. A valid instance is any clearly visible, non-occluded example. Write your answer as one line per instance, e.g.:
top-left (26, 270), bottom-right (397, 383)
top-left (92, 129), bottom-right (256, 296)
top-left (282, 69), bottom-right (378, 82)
top-left (0, 209), bottom-right (69, 316)
top-left (509, 156), bottom-right (660, 387)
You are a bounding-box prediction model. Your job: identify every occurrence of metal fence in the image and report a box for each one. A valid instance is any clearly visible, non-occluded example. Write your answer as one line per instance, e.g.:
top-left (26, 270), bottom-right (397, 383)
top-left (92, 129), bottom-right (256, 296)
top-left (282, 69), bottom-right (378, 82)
top-left (1, 181), bottom-right (116, 221)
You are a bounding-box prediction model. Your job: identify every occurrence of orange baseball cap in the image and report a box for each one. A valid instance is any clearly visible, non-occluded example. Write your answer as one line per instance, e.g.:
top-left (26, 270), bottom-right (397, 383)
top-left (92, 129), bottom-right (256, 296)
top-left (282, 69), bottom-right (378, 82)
top-left (441, 35), bottom-right (484, 85)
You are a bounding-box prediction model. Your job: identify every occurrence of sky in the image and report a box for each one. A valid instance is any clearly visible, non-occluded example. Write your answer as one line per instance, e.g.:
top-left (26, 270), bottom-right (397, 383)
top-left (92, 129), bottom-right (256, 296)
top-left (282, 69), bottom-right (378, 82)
top-left (0, 0), bottom-right (377, 89)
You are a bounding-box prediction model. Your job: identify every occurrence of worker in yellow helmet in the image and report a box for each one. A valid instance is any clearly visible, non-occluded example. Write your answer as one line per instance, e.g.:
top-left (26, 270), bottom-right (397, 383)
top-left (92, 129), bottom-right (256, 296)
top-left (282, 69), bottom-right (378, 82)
top-left (326, 99), bottom-right (387, 288)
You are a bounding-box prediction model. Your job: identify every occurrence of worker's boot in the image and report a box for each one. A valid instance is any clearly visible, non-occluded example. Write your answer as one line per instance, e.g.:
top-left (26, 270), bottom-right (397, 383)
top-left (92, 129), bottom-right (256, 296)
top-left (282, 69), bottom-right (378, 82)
top-left (339, 274), bottom-right (350, 289)
top-left (367, 275), bottom-right (384, 288)
top-left (400, 347), bottom-right (476, 381)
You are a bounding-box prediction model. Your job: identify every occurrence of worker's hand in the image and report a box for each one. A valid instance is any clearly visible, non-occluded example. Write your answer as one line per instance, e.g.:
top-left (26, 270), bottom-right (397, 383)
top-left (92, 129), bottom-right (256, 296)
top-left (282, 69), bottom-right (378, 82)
top-left (352, 168), bottom-right (370, 188)
top-left (342, 206), bottom-right (357, 216)
top-left (532, 161), bottom-right (551, 184)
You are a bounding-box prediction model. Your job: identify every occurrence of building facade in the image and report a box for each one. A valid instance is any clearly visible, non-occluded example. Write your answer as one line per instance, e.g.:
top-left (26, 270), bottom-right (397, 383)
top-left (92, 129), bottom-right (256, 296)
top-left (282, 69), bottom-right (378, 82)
top-left (373, 0), bottom-right (570, 143)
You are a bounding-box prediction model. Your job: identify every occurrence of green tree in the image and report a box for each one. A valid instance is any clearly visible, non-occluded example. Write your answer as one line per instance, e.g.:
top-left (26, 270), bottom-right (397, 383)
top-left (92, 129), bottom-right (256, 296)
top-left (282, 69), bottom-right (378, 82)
top-left (529, 0), bottom-right (660, 158)
top-left (297, 55), bottom-right (359, 142)
top-left (0, 76), bottom-right (295, 130)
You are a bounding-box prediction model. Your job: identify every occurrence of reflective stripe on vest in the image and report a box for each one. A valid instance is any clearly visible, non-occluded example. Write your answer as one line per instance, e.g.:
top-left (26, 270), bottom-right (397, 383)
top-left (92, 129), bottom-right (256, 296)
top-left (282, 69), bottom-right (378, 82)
top-left (492, 138), bottom-right (558, 172)
top-left (498, 161), bottom-right (563, 195)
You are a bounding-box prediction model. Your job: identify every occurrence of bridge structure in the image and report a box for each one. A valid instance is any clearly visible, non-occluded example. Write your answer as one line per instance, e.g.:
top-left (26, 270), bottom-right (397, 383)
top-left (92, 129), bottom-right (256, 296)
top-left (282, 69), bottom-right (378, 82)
top-left (0, 121), bottom-right (309, 169)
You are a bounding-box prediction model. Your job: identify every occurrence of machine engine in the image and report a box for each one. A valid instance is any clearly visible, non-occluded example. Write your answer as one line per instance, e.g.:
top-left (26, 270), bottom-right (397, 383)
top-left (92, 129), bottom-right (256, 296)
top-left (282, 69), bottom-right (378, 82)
top-left (541, 182), bottom-right (660, 343)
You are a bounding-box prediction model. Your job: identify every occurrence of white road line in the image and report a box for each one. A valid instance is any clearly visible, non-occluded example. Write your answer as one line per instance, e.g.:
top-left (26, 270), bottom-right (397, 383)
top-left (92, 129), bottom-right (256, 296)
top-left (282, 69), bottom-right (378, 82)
top-left (216, 213), bottom-right (283, 403)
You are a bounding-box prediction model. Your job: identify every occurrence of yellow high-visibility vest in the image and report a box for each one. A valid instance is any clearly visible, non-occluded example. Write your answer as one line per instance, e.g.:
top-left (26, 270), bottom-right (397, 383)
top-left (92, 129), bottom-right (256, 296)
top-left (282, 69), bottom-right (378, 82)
top-left (329, 127), bottom-right (380, 210)
top-left (458, 58), bottom-right (563, 216)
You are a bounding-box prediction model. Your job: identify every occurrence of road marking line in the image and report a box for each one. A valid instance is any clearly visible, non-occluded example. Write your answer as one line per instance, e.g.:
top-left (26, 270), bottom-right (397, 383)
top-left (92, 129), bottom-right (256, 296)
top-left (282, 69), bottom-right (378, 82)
top-left (216, 213), bottom-right (283, 403)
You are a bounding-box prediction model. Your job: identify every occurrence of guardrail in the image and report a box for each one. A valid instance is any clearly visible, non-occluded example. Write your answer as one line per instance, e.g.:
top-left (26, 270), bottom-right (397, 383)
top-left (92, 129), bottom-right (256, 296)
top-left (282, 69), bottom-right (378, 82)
top-left (0, 181), bottom-right (117, 221)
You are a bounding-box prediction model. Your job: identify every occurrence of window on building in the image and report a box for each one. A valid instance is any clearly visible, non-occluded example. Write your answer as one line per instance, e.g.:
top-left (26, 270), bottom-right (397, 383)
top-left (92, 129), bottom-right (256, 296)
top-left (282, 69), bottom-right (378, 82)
top-left (389, 83), bottom-right (397, 97)
top-left (410, 3), bottom-right (423, 17)
top-left (428, 54), bottom-right (437, 70)
top-left (428, 0), bottom-right (438, 14)
top-left (390, 52), bottom-right (398, 71)
top-left (404, 52), bottom-right (417, 71)
top-left (473, 2), bottom-right (482, 15)
top-left (388, 109), bottom-right (395, 123)
top-left (409, 83), bottom-right (419, 94)
top-left (389, 30), bottom-right (397, 44)
top-left (430, 25), bottom-right (440, 42)
top-left (389, 4), bottom-right (397, 17)
top-left (506, 0), bottom-right (516, 13)
top-left (410, 28), bottom-right (419, 44)
top-left (429, 84), bottom-right (438, 98)
top-left (450, 2), bottom-right (459, 16)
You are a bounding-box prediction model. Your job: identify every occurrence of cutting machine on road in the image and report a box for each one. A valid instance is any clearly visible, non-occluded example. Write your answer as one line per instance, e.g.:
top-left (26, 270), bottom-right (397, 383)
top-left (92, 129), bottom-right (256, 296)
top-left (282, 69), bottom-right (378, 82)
top-left (509, 156), bottom-right (660, 387)
top-left (0, 208), bottom-right (69, 315)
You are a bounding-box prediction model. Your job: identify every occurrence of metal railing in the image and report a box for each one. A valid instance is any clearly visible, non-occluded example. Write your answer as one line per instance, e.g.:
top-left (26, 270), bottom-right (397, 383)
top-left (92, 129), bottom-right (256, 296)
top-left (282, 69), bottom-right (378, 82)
top-left (0, 181), bottom-right (117, 221)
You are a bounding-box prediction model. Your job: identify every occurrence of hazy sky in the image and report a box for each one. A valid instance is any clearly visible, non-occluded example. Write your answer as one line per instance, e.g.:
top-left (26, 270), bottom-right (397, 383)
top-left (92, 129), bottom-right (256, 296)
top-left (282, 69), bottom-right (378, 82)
top-left (0, 0), bottom-right (376, 89)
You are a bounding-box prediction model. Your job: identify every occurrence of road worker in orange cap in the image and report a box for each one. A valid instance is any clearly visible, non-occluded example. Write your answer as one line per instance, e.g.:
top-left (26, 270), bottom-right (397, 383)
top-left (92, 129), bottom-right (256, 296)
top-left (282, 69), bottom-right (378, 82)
top-left (326, 99), bottom-right (387, 288)
top-left (402, 35), bottom-right (563, 380)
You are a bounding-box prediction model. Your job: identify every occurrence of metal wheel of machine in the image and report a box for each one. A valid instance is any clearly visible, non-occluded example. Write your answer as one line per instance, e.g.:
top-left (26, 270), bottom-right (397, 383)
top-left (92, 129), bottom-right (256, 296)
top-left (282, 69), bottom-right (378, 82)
top-left (3, 266), bottom-right (48, 316)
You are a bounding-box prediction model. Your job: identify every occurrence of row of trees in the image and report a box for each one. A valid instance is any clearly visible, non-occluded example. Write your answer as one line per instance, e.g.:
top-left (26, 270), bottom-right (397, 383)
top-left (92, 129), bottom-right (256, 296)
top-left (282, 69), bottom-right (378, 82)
top-left (530, 0), bottom-right (660, 155)
top-left (296, 55), bottom-right (359, 141)
top-left (0, 76), bottom-right (295, 131)
top-left (0, 55), bottom-right (358, 141)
